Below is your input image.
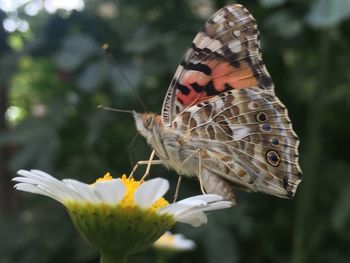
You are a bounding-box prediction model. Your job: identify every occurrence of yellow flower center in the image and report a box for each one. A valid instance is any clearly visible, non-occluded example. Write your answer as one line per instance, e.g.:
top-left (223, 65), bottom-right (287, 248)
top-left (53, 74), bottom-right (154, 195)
top-left (119, 175), bottom-right (169, 211)
top-left (93, 173), bottom-right (169, 211)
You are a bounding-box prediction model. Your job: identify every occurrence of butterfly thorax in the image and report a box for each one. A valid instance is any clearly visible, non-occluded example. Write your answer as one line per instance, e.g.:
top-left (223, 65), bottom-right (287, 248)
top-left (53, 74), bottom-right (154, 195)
top-left (133, 111), bottom-right (198, 177)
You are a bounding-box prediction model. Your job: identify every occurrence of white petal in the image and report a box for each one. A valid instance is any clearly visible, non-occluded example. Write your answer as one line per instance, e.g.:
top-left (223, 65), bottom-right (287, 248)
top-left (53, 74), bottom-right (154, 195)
top-left (200, 201), bottom-right (233, 212)
top-left (159, 194), bottom-right (232, 227)
top-left (173, 234), bottom-right (196, 250)
top-left (176, 211), bottom-right (208, 227)
top-left (175, 195), bottom-right (232, 215)
top-left (30, 169), bottom-right (58, 180)
top-left (174, 201), bottom-right (232, 220)
top-left (177, 198), bottom-right (207, 206)
top-left (63, 179), bottom-right (99, 203)
top-left (15, 170), bottom-right (75, 201)
top-left (159, 203), bottom-right (197, 219)
top-left (159, 197), bottom-right (214, 218)
top-left (178, 194), bottom-right (223, 204)
top-left (14, 183), bottom-right (64, 203)
top-left (93, 179), bottom-right (125, 205)
top-left (154, 232), bottom-right (196, 251)
top-left (134, 178), bottom-right (169, 208)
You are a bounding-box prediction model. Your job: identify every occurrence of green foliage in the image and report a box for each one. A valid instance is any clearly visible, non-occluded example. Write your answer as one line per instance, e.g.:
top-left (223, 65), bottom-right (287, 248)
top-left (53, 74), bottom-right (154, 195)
top-left (307, 0), bottom-right (350, 28)
top-left (1, 0), bottom-right (350, 262)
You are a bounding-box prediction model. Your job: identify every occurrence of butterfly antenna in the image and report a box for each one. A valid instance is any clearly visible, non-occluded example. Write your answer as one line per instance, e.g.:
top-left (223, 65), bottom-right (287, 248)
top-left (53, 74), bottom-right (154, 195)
top-left (101, 43), bottom-right (147, 111)
top-left (97, 105), bottom-right (133, 114)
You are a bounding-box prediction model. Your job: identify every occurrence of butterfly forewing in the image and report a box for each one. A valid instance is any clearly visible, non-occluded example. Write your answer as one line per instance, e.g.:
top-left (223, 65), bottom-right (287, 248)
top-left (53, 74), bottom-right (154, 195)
top-left (162, 4), bottom-right (273, 125)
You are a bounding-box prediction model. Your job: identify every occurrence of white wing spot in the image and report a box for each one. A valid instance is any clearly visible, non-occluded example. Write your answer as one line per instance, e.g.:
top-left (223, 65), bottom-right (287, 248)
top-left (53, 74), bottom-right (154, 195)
top-left (232, 126), bottom-right (251, 140)
top-left (193, 32), bottom-right (224, 53)
top-left (228, 40), bottom-right (242, 53)
top-left (206, 39), bottom-right (223, 52)
top-left (212, 13), bottom-right (225, 23)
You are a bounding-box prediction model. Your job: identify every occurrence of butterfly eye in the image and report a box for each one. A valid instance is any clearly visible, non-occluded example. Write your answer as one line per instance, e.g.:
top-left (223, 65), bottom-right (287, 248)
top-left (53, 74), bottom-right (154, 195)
top-left (144, 116), bottom-right (154, 129)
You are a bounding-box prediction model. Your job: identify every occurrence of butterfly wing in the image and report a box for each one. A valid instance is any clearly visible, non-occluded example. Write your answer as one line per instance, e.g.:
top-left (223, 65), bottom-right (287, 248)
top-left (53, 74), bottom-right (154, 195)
top-left (161, 4), bottom-right (302, 198)
top-left (173, 88), bottom-right (302, 198)
top-left (161, 4), bottom-right (273, 125)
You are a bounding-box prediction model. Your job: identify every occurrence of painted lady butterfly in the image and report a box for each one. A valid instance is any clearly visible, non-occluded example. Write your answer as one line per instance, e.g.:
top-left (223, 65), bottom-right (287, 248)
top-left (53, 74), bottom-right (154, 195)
top-left (132, 4), bottom-right (302, 204)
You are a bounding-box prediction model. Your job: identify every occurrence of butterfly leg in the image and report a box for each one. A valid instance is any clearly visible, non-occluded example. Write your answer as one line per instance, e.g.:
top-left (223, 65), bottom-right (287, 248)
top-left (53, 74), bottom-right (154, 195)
top-left (141, 150), bottom-right (160, 181)
top-left (172, 175), bottom-right (183, 203)
top-left (128, 160), bottom-right (163, 179)
top-left (129, 150), bottom-right (163, 179)
top-left (179, 148), bottom-right (207, 195)
top-left (197, 149), bottom-right (207, 195)
top-left (170, 148), bottom-right (204, 202)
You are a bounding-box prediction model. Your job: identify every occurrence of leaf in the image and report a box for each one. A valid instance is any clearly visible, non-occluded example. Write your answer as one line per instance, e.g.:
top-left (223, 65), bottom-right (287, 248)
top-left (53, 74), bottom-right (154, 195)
top-left (307, 0), bottom-right (350, 28)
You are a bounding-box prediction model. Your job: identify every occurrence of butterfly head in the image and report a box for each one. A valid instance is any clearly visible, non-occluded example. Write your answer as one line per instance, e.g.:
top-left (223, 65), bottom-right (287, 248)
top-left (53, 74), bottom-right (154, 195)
top-left (133, 111), bottom-right (168, 158)
top-left (133, 112), bottom-right (163, 141)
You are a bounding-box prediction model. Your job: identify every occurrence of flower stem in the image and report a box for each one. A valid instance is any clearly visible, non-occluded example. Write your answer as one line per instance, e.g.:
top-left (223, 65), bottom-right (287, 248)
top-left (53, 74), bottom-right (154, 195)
top-left (100, 251), bottom-right (128, 263)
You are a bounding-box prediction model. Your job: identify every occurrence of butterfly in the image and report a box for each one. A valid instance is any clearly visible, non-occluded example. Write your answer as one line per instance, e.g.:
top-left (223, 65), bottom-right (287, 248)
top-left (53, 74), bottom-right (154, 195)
top-left (132, 4), bottom-right (302, 204)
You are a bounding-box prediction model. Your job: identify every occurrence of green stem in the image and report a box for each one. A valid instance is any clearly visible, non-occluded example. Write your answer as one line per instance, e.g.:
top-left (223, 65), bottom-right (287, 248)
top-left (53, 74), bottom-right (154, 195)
top-left (100, 251), bottom-right (128, 263)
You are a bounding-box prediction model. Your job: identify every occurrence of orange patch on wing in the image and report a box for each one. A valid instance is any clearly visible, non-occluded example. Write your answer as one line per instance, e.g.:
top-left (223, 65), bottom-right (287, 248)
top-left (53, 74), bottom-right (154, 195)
top-left (182, 70), bottom-right (210, 86)
top-left (177, 89), bottom-right (208, 107)
top-left (175, 60), bottom-right (258, 106)
top-left (209, 61), bottom-right (258, 89)
top-left (177, 70), bottom-right (211, 106)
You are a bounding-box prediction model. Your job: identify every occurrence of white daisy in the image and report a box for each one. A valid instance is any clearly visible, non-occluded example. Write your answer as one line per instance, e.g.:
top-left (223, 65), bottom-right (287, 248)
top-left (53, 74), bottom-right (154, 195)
top-left (13, 170), bottom-right (231, 226)
top-left (154, 231), bottom-right (196, 251)
top-left (13, 169), bottom-right (232, 262)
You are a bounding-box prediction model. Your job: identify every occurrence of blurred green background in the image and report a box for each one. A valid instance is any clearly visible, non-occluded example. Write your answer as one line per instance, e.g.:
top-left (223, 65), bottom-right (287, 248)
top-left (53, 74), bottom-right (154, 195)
top-left (1, 0), bottom-right (350, 262)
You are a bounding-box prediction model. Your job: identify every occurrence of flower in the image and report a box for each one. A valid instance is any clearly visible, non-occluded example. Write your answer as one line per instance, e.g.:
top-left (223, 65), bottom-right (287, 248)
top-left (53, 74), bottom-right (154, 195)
top-left (13, 169), bottom-right (232, 263)
top-left (153, 231), bottom-right (196, 252)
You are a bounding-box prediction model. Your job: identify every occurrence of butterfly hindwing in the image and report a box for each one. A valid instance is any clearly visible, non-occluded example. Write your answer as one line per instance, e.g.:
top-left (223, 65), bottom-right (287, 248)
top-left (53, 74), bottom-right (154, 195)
top-left (173, 88), bottom-right (302, 198)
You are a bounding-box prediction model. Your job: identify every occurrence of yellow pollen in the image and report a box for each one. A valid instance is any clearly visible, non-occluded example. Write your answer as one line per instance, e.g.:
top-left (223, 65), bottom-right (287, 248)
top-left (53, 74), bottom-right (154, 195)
top-left (119, 175), bottom-right (169, 211)
top-left (94, 172), bottom-right (113, 183)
